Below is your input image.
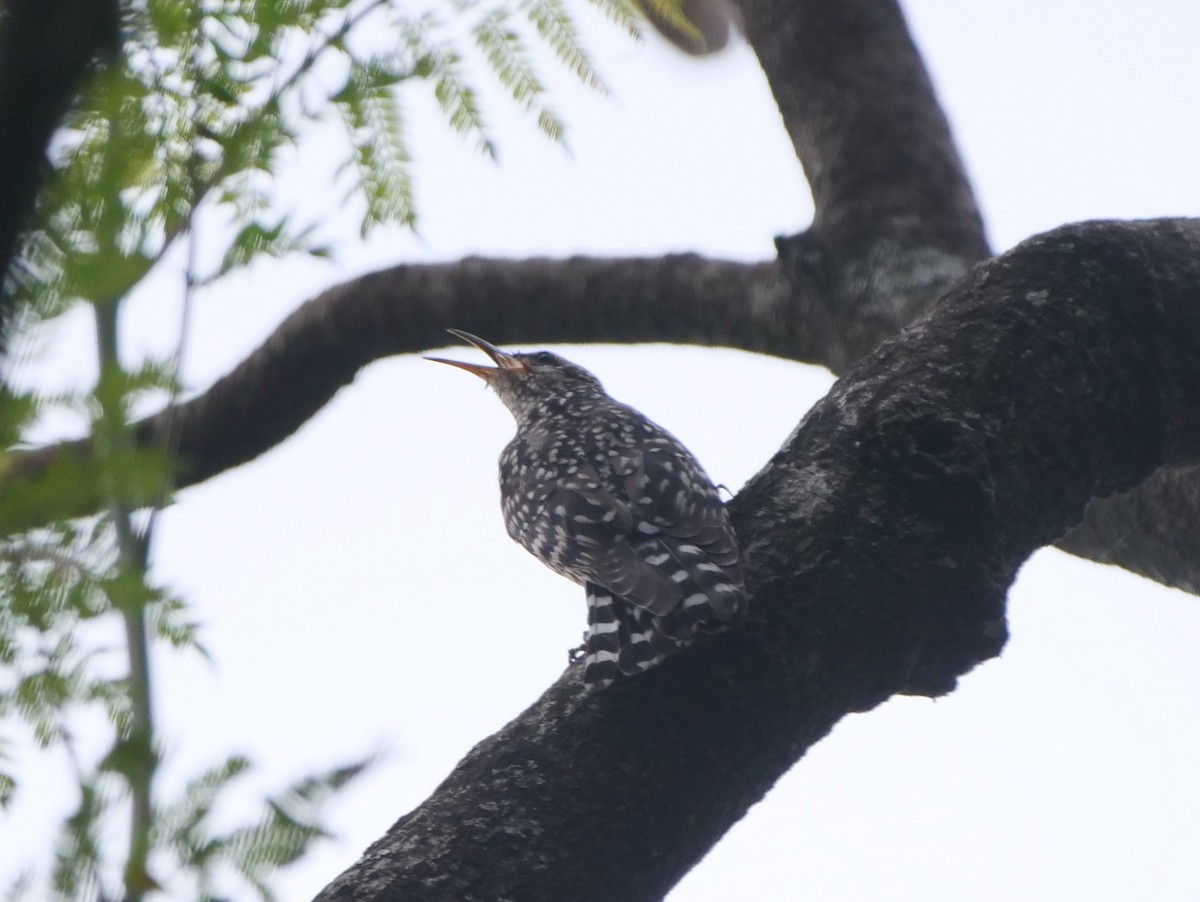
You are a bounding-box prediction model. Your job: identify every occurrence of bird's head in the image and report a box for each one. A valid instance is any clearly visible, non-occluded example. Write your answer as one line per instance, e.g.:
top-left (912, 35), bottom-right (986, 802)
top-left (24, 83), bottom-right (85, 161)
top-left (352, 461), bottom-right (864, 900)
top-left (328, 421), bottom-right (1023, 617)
top-left (427, 329), bottom-right (606, 422)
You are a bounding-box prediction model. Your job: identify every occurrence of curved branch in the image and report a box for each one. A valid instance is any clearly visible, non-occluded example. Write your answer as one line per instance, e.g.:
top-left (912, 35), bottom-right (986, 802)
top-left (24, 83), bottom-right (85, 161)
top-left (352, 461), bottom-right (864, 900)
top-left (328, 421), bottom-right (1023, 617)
top-left (0, 256), bottom-right (791, 533)
top-left (745, 0), bottom-right (987, 254)
top-left (746, 0), bottom-right (990, 369)
top-left (316, 218), bottom-right (1200, 900)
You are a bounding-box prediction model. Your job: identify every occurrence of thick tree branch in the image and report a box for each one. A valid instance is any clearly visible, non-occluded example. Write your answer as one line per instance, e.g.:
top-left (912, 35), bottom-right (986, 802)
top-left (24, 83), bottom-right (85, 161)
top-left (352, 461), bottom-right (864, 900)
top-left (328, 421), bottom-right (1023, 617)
top-left (744, 0), bottom-right (985, 251)
top-left (316, 218), bottom-right (1200, 900)
top-left (744, 0), bottom-right (990, 369)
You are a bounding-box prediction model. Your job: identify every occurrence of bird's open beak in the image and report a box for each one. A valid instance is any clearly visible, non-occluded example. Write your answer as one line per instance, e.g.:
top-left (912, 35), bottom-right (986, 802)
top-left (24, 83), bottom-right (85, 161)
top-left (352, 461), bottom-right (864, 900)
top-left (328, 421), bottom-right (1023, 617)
top-left (425, 329), bottom-right (528, 379)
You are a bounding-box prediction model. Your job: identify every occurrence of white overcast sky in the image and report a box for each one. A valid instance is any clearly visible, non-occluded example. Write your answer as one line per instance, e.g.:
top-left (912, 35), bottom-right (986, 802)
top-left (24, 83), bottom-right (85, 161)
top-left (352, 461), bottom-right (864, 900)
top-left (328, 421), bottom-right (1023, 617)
top-left (6, 2), bottom-right (1200, 900)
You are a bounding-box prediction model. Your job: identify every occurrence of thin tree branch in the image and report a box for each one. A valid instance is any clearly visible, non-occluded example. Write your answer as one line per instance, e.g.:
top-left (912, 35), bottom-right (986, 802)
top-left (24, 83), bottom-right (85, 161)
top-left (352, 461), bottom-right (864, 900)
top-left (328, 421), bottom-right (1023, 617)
top-left (316, 217), bottom-right (1200, 901)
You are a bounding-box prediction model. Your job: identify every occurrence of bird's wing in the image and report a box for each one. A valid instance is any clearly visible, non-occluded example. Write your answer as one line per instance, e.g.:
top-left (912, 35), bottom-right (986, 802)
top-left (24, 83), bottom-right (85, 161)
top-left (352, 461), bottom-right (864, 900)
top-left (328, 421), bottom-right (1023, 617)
top-left (543, 473), bottom-right (684, 616)
top-left (615, 446), bottom-right (746, 621)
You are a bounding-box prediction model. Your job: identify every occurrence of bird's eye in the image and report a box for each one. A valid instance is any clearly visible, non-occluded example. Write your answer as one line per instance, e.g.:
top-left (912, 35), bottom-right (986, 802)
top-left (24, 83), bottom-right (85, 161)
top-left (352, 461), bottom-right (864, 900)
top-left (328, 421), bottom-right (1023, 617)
top-left (532, 352), bottom-right (557, 365)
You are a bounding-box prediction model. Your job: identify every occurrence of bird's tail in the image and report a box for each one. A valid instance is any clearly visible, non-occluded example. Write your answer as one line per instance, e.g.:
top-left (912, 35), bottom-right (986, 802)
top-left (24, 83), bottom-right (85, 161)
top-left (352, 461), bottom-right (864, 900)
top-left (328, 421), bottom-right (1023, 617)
top-left (583, 580), bottom-right (734, 690)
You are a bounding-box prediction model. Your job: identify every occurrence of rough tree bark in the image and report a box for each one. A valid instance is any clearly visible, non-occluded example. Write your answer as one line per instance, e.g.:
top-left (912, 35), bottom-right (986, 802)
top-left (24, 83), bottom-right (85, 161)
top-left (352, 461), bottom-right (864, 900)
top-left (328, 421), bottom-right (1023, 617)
top-left (2, 0), bottom-right (1199, 897)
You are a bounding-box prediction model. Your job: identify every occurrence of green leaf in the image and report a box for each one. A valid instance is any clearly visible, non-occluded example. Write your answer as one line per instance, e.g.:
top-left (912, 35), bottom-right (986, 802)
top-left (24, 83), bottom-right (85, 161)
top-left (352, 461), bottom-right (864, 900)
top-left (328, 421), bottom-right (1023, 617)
top-left (583, 0), bottom-right (643, 36)
top-left (51, 776), bottom-right (109, 900)
top-left (333, 60), bottom-right (418, 232)
top-left (66, 249), bottom-right (156, 308)
top-left (430, 48), bottom-right (498, 158)
top-left (0, 770), bottom-right (14, 809)
top-left (631, 0), bottom-right (707, 51)
top-left (225, 757), bottom-right (374, 883)
top-left (147, 593), bottom-right (208, 655)
top-left (522, 0), bottom-right (611, 94)
top-left (207, 219), bottom-right (325, 282)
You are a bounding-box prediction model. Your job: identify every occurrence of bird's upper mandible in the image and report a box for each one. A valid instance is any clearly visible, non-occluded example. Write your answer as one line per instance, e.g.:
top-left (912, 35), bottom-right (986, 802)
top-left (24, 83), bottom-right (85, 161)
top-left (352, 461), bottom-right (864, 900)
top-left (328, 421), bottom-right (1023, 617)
top-left (426, 329), bottom-right (605, 426)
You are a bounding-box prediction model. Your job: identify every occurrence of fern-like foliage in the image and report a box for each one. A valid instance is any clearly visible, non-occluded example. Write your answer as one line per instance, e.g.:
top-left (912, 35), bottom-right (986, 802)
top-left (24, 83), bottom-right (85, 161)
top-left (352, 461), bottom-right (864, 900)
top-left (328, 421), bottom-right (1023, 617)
top-left (154, 754), bottom-right (373, 901)
top-left (523, 0), bottom-right (611, 92)
top-left (10, 0), bottom-right (621, 325)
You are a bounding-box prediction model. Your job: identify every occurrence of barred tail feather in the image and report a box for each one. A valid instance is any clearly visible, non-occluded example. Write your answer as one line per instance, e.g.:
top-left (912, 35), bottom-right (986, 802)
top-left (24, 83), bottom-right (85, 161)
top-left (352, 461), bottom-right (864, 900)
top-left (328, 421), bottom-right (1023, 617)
top-left (686, 559), bottom-right (745, 623)
top-left (583, 580), bottom-right (737, 690)
top-left (581, 522), bottom-right (748, 689)
top-left (583, 583), bottom-right (621, 689)
top-left (616, 603), bottom-right (678, 677)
